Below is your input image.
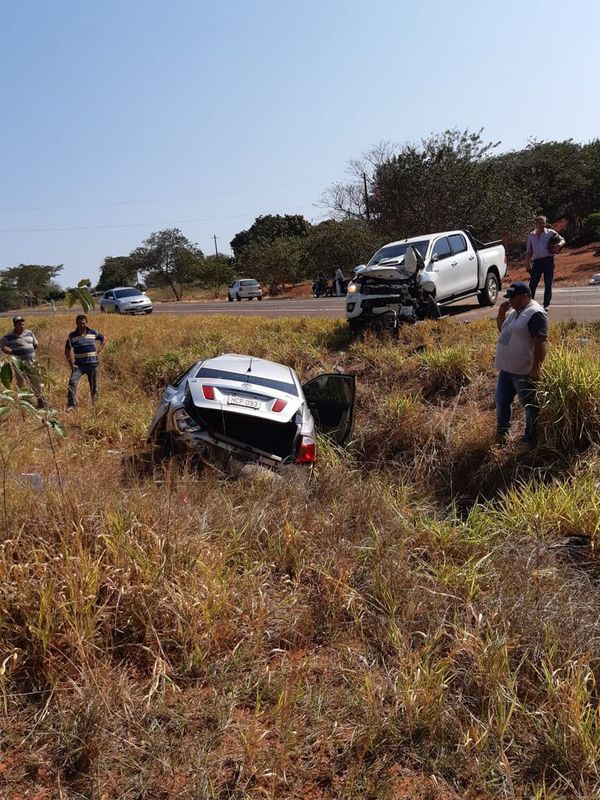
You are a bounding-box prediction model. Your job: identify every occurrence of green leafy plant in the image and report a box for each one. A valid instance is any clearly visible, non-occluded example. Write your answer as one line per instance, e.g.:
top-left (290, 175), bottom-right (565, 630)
top-left (66, 279), bottom-right (96, 313)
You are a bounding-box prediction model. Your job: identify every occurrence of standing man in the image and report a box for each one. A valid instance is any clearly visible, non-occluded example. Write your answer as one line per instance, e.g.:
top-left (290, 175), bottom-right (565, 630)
top-left (334, 266), bottom-right (345, 297)
top-left (0, 315), bottom-right (46, 408)
top-left (495, 282), bottom-right (548, 453)
top-left (525, 215), bottom-right (565, 311)
top-left (64, 314), bottom-right (107, 410)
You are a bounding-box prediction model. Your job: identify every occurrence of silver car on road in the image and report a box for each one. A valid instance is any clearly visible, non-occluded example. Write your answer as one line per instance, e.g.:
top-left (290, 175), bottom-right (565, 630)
top-left (100, 287), bottom-right (153, 314)
top-left (148, 353), bottom-right (355, 467)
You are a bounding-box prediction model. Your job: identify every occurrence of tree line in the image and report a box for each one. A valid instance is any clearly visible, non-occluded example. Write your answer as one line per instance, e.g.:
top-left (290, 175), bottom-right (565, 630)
top-left (2, 129), bottom-right (599, 309)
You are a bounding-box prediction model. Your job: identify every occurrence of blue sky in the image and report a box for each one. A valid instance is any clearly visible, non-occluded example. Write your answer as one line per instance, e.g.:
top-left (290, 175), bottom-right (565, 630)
top-left (1, 0), bottom-right (599, 287)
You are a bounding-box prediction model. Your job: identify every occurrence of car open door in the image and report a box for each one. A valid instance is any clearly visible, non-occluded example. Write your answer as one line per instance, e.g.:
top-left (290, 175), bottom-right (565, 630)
top-left (302, 373), bottom-right (355, 445)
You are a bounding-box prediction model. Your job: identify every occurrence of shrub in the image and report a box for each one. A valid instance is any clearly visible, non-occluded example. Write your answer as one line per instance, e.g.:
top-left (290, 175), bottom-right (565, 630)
top-left (538, 346), bottom-right (600, 451)
top-left (419, 345), bottom-right (474, 397)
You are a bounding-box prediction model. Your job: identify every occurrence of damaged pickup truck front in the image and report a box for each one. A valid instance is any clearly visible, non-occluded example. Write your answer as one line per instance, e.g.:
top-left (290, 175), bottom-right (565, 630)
top-left (147, 354), bottom-right (355, 468)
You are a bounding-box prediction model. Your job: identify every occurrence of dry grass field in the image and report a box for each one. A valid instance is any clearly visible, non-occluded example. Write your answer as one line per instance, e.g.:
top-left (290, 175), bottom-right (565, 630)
top-left (2, 313), bottom-right (600, 799)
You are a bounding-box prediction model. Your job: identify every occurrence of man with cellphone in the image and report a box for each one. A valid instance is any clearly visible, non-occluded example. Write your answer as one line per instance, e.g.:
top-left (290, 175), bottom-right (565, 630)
top-left (495, 282), bottom-right (548, 453)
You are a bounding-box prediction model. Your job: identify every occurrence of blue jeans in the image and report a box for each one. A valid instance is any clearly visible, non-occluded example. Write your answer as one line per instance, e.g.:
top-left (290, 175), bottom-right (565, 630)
top-left (68, 365), bottom-right (98, 407)
top-left (529, 256), bottom-right (554, 308)
top-left (496, 370), bottom-right (539, 442)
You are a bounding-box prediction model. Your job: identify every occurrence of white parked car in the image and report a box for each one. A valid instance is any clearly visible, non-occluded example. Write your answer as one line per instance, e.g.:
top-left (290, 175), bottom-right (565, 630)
top-left (100, 287), bottom-right (153, 314)
top-left (228, 279), bottom-right (263, 302)
top-left (147, 353), bottom-right (355, 468)
top-left (346, 230), bottom-right (507, 327)
top-left (588, 274), bottom-right (600, 285)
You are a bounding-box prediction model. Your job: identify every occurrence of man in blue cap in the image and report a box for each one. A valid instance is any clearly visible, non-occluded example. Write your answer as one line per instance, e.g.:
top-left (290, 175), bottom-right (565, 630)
top-left (494, 281), bottom-right (548, 452)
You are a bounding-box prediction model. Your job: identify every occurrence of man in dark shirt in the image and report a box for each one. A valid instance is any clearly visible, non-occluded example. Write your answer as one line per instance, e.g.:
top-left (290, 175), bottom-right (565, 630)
top-left (1, 316), bottom-right (45, 407)
top-left (64, 314), bottom-right (107, 410)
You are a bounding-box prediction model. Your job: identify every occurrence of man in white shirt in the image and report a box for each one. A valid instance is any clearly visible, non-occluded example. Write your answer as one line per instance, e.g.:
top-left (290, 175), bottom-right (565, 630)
top-left (525, 215), bottom-right (565, 311)
top-left (495, 282), bottom-right (548, 453)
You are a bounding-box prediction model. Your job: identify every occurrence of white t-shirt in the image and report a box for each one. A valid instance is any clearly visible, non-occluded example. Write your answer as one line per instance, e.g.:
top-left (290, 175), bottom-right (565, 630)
top-left (527, 228), bottom-right (562, 260)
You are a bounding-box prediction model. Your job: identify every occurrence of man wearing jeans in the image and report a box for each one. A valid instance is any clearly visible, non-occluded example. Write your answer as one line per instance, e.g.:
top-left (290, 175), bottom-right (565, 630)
top-left (495, 282), bottom-right (547, 453)
top-left (64, 314), bottom-right (107, 409)
top-left (525, 215), bottom-right (565, 310)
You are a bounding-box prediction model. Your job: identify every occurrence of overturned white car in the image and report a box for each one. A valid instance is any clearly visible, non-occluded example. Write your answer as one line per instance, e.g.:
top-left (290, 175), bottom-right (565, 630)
top-left (148, 354), bottom-right (355, 467)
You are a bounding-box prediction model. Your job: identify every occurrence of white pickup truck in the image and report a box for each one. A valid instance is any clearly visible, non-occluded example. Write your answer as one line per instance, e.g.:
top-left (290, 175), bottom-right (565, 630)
top-left (345, 229), bottom-right (507, 326)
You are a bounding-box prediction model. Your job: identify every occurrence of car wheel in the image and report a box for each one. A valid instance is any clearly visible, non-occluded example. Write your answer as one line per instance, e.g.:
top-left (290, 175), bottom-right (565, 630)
top-left (116, 306), bottom-right (122, 314)
top-left (145, 309), bottom-right (153, 314)
top-left (236, 293), bottom-right (241, 302)
top-left (100, 305), bottom-right (106, 313)
top-left (257, 295), bottom-right (262, 301)
top-left (478, 271), bottom-right (500, 306)
top-left (228, 295), bottom-right (234, 302)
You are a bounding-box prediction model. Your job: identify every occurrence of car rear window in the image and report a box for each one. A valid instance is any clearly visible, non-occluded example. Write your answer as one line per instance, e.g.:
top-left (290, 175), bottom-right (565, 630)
top-left (240, 280), bottom-right (259, 286)
top-left (195, 367), bottom-right (298, 395)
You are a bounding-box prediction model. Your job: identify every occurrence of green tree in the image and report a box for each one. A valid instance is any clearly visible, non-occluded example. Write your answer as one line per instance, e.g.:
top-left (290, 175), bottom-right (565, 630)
top-left (198, 255), bottom-right (234, 298)
top-left (0, 264), bottom-right (63, 306)
top-left (497, 138), bottom-right (600, 227)
top-left (96, 256), bottom-right (138, 292)
top-left (230, 214), bottom-right (311, 256)
top-left (371, 129), bottom-right (532, 241)
top-left (303, 219), bottom-right (385, 277)
top-left (236, 237), bottom-right (304, 295)
top-left (130, 228), bottom-right (204, 301)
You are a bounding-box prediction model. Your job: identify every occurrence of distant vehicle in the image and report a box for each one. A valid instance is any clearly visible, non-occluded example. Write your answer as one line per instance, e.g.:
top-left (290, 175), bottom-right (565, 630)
top-left (346, 230), bottom-right (507, 328)
top-left (589, 274), bottom-right (600, 285)
top-left (147, 353), bottom-right (355, 469)
top-left (228, 279), bottom-right (263, 302)
top-left (100, 287), bottom-right (153, 314)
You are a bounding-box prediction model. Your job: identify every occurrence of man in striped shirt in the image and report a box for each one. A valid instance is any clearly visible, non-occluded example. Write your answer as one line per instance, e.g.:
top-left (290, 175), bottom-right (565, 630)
top-left (1, 316), bottom-right (46, 407)
top-left (64, 314), bottom-right (107, 409)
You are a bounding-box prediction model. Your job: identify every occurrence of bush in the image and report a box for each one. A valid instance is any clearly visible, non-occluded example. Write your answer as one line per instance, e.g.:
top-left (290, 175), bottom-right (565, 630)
top-left (538, 346), bottom-right (600, 451)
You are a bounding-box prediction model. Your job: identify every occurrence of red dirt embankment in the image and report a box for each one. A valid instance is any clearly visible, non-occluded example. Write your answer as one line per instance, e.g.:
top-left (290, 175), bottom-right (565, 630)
top-left (506, 242), bottom-right (600, 285)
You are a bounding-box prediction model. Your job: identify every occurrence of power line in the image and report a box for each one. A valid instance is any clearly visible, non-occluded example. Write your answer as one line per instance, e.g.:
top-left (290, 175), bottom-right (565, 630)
top-left (0, 204), bottom-right (318, 234)
top-left (0, 181), bottom-right (318, 213)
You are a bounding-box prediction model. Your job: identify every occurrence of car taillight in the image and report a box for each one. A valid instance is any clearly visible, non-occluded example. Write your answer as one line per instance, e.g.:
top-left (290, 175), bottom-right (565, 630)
top-left (202, 385), bottom-right (215, 400)
top-left (272, 398), bottom-right (287, 413)
top-left (296, 437), bottom-right (316, 464)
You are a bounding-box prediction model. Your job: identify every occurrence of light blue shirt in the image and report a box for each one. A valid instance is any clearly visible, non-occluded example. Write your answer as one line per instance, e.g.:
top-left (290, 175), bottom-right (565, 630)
top-left (526, 228), bottom-right (562, 260)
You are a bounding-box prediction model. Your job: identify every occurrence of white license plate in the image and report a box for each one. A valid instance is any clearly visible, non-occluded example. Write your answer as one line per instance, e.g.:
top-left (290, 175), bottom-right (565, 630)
top-left (227, 394), bottom-right (260, 410)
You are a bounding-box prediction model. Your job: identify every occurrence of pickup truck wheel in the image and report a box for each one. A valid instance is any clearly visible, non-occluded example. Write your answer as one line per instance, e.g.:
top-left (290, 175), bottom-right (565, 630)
top-left (236, 293), bottom-right (241, 302)
top-left (478, 271), bottom-right (499, 306)
top-left (228, 295), bottom-right (234, 302)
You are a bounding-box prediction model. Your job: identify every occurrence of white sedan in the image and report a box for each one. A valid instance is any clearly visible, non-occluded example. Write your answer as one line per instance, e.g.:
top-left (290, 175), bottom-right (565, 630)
top-left (148, 353), bottom-right (355, 468)
top-left (100, 287), bottom-right (153, 314)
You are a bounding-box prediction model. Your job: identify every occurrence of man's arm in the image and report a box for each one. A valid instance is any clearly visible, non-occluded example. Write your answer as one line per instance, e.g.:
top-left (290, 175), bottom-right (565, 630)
top-left (96, 332), bottom-right (107, 355)
top-left (530, 337), bottom-right (547, 381)
top-left (496, 300), bottom-right (511, 332)
top-left (1, 337), bottom-right (11, 355)
top-left (64, 338), bottom-right (75, 369)
top-left (525, 235), bottom-right (533, 272)
top-left (550, 229), bottom-right (566, 253)
top-left (527, 311), bottom-right (548, 381)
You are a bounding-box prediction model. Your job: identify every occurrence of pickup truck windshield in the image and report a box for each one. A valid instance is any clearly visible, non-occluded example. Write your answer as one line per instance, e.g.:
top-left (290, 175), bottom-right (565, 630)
top-left (368, 241), bottom-right (428, 266)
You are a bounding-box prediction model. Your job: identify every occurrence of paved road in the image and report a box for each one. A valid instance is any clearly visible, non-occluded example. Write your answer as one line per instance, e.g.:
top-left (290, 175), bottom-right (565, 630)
top-left (3, 286), bottom-right (600, 323)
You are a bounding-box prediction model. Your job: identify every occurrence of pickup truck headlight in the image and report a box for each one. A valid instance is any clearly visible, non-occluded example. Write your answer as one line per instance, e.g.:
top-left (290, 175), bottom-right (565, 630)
top-left (347, 282), bottom-right (359, 294)
top-left (173, 408), bottom-right (201, 433)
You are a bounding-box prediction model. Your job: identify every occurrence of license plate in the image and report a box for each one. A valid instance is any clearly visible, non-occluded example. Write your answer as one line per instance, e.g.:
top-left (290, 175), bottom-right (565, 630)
top-left (227, 394), bottom-right (260, 409)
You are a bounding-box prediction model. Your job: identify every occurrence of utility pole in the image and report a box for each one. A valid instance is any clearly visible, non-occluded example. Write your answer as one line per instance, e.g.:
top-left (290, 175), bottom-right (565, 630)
top-left (213, 234), bottom-right (219, 258)
top-left (362, 172), bottom-right (371, 222)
